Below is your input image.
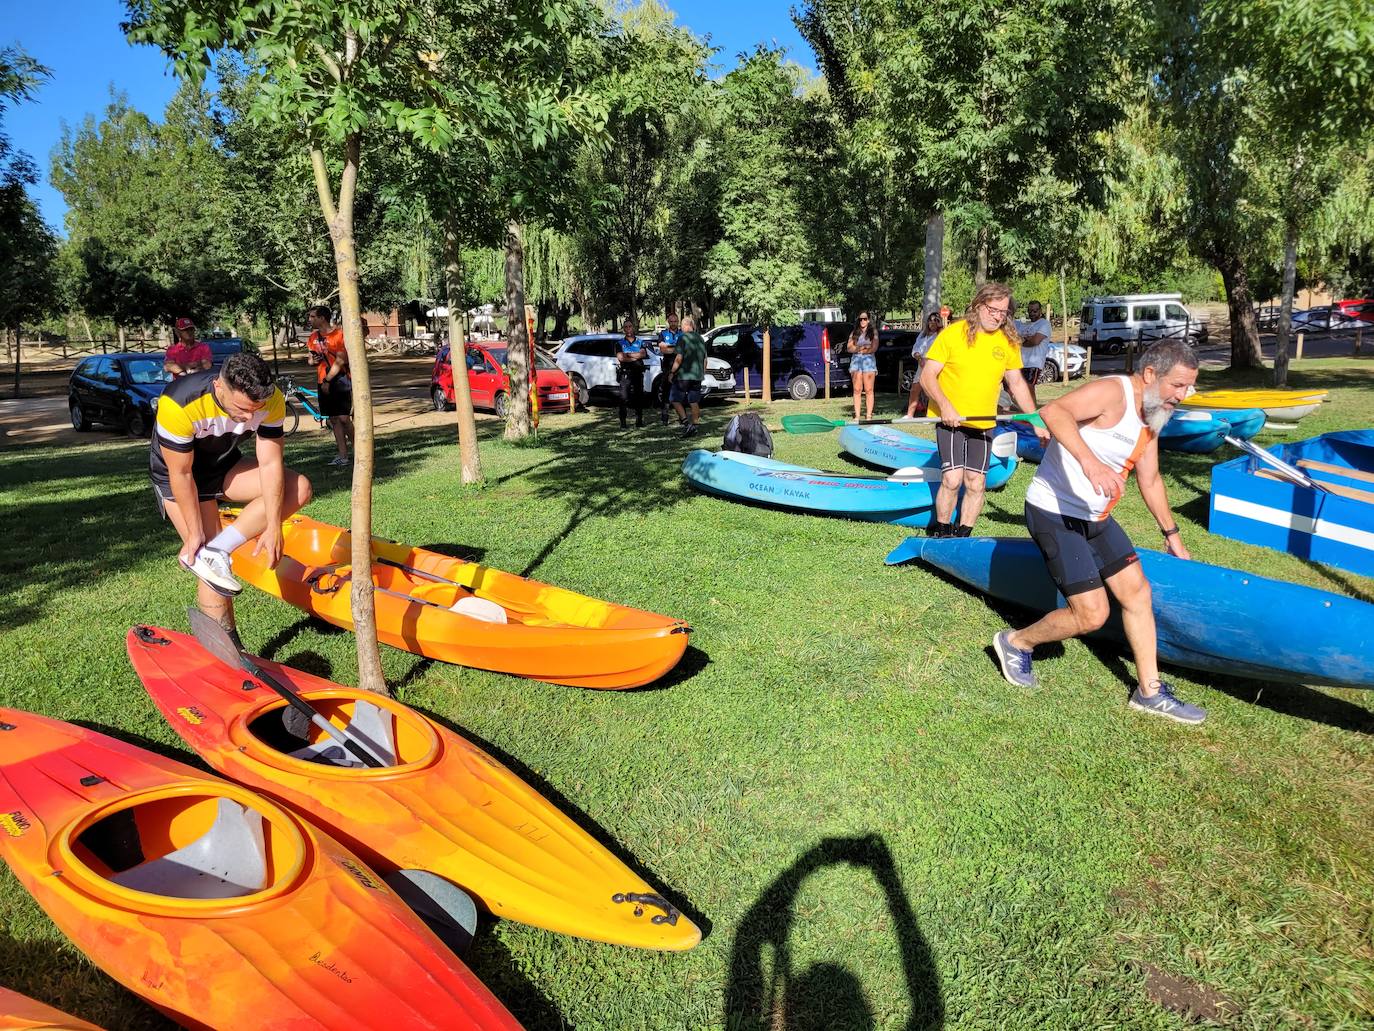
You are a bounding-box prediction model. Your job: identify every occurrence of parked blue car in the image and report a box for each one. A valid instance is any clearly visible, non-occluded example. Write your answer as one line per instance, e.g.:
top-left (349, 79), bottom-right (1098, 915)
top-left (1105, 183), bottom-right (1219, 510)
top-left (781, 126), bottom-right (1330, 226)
top-left (68, 352), bottom-right (169, 437)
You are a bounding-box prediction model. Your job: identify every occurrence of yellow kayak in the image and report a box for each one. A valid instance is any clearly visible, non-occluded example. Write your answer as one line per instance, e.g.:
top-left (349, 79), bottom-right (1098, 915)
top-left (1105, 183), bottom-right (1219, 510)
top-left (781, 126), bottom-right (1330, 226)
top-left (1181, 389), bottom-right (1327, 421)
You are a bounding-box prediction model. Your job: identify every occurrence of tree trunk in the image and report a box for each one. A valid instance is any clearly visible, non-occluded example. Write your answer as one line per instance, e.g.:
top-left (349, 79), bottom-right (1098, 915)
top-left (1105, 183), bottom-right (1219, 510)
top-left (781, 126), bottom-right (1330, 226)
top-left (1273, 221), bottom-right (1298, 387)
top-left (503, 220), bottom-right (533, 440)
top-left (922, 211), bottom-right (944, 318)
top-left (1217, 255), bottom-right (1264, 370)
top-left (311, 134), bottom-right (388, 697)
top-left (551, 304), bottom-right (571, 340)
top-left (12, 323), bottom-right (21, 399)
top-left (975, 226), bottom-right (989, 288)
top-left (444, 222), bottom-right (483, 483)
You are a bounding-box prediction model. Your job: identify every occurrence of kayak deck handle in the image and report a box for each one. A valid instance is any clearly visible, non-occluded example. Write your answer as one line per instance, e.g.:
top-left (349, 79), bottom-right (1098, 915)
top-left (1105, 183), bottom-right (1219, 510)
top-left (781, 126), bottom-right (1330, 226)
top-left (307, 570), bottom-right (348, 596)
top-left (133, 626), bottom-right (171, 646)
top-left (612, 891), bottom-right (682, 926)
top-left (671, 625), bottom-right (692, 635)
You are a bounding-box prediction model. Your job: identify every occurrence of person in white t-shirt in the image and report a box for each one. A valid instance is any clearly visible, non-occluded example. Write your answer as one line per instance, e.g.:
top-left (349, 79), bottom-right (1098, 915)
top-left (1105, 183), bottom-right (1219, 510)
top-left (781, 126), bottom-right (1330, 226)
top-left (1015, 300), bottom-right (1053, 403)
top-left (902, 311), bottom-right (944, 418)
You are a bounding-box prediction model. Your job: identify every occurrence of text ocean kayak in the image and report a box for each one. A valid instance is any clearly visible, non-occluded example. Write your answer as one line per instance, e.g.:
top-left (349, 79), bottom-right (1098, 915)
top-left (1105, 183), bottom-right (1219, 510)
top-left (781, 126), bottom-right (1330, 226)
top-left (225, 513), bottom-right (689, 689)
top-left (886, 536), bottom-right (1374, 689)
top-left (0, 987), bottom-right (102, 1030)
top-left (0, 704), bottom-right (520, 1031)
top-left (683, 449), bottom-right (937, 526)
top-left (837, 424), bottom-right (1019, 488)
top-left (128, 626), bottom-right (701, 951)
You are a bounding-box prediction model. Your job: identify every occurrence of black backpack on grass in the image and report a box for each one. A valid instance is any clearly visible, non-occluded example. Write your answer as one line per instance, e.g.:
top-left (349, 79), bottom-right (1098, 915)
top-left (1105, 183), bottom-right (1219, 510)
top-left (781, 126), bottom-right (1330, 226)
top-left (723, 412), bottom-right (773, 457)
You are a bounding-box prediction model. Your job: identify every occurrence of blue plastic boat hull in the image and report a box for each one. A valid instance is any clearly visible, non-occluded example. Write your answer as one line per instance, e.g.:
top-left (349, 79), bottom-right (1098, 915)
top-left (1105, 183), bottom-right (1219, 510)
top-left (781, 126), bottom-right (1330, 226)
top-left (1158, 411), bottom-right (1229, 453)
top-left (838, 425), bottom-right (1019, 488)
top-left (885, 535), bottom-right (1374, 689)
top-left (683, 449), bottom-right (937, 527)
top-left (1210, 430), bottom-right (1374, 577)
top-left (1009, 420), bottom-right (1045, 463)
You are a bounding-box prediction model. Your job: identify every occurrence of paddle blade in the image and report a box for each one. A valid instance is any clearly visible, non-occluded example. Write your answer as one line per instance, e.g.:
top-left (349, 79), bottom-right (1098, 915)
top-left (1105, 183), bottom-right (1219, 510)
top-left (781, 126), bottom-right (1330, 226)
top-left (187, 607), bottom-right (249, 672)
top-left (887, 466), bottom-right (939, 484)
top-left (990, 431), bottom-right (1018, 459)
top-left (385, 870), bottom-right (478, 957)
top-left (780, 414), bottom-right (843, 434)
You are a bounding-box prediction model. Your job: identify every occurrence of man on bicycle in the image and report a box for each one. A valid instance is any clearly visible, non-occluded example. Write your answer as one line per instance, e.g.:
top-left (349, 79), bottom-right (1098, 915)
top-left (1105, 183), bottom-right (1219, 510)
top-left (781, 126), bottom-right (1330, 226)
top-left (306, 305), bottom-right (354, 467)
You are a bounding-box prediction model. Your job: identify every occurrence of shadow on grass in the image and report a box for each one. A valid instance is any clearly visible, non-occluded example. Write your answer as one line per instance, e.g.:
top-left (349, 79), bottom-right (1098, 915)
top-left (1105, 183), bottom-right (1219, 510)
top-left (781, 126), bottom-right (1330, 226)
top-left (725, 834), bottom-right (942, 1031)
top-left (405, 702), bottom-right (711, 940)
top-left (0, 936), bottom-right (174, 1029)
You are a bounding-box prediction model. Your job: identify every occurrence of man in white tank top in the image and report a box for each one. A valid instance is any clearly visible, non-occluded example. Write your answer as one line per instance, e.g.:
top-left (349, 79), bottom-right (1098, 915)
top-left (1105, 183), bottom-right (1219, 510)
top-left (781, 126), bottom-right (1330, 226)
top-left (992, 340), bottom-right (1209, 724)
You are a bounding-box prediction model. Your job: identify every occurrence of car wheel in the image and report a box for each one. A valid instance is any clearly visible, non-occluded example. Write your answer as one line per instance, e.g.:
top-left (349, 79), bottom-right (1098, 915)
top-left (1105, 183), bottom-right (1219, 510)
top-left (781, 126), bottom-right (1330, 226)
top-left (900, 368), bottom-right (916, 392)
top-left (1105, 338), bottom-right (1125, 355)
top-left (70, 399), bottom-right (92, 432)
top-left (570, 374), bottom-right (589, 407)
top-left (125, 407), bottom-right (150, 438)
top-left (788, 374), bottom-right (818, 401)
top-left (494, 391), bottom-right (509, 418)
top-left (1042, 359), bottom-right (1060, 382)
top-left (432, 387), bottom-right (452, 412)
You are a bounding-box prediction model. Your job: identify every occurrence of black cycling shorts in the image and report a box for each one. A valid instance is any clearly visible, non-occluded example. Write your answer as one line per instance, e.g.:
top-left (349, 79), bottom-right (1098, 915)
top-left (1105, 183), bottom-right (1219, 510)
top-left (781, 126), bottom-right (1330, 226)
top-left (1025, 502), bottom-right (1138, 596)
top-left (936, 424), bottom-right (992, 474)
top-left (320, 375), bottom-right (353, 417)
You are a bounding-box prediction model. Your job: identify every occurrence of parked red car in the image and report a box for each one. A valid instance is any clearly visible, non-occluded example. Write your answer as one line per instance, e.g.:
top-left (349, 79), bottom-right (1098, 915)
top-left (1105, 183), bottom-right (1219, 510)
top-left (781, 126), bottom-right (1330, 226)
top-left (1335, 299), bottom-right (1374, 325)
top-left (431, 342), bottom-right (572, 417)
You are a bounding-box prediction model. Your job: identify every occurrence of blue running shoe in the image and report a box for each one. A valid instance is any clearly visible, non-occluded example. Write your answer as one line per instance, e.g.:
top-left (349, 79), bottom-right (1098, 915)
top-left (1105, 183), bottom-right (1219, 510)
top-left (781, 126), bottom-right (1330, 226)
top-left (1128, 682), bottom-right (1206, 724)
top-left (992, 630), bottom-right (1037, 688)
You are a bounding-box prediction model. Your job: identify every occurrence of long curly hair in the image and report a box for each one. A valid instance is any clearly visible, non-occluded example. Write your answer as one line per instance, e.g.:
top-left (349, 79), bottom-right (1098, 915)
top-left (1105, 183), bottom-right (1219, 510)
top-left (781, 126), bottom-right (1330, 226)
top-left (963, 283), bottom-right (1021, 348)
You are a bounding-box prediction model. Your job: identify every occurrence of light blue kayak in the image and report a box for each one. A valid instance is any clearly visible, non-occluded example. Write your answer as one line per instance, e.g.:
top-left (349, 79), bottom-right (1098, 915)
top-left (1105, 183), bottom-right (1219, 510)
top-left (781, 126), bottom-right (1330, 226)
top-left (837, 424), bottom-right (1019, 488)
top-left (1158, 410), bottom-right (1229, 453)
top-left (1193, 407), bottom-right (1266, 441)
top-left (886, 535), bottom-right (1374, 689)
top-left (682, 449), bottom-right (937, 527)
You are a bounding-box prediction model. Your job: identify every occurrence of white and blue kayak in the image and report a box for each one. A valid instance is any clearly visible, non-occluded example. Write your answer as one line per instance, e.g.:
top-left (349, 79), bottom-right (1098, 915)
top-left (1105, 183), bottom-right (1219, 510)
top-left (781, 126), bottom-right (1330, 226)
top-left (1198, 407), bottom-right (1266, 441)
top-left (886, 535), bottom-right (1374, 689)
top-left (837, 425), bottom-right (1019, 488)
top-left (682, 449), bottom-right (937, 527)
top-left (1158, 410), bottom-right (1229, 453)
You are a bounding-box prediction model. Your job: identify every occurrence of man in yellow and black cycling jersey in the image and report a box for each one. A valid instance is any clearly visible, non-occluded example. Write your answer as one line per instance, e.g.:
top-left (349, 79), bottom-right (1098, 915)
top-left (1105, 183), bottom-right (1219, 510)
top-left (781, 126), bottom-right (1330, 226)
top-left (150, 351), bottom-right (313, 647)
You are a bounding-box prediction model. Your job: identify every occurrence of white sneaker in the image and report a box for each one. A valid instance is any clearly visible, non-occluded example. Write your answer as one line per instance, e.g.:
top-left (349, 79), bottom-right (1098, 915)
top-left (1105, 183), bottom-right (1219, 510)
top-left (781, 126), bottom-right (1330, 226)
top-left (183, 547), bottom-right (242, 596)
top-left (329, 454), bottom-right (350, 467)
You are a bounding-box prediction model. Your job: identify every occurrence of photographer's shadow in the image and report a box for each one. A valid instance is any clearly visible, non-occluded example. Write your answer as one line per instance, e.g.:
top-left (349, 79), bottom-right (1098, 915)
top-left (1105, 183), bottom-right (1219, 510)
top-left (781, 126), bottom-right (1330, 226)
top-left (726, 834), bottom-right (943, 1030)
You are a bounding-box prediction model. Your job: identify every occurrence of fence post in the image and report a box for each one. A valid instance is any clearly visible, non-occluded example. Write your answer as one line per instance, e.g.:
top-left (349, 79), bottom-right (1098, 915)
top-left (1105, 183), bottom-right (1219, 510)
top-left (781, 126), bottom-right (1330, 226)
top-left (742, 365), bottom-right (751, 400)
top-left (1296, 332), bottom-right (1305, 360)
top-left (1353, 328), bottom-right (1362, 357)
top-left (761, 327), bottom-right (772, 404)
top-left (898, 360), bottom-right (905, 397)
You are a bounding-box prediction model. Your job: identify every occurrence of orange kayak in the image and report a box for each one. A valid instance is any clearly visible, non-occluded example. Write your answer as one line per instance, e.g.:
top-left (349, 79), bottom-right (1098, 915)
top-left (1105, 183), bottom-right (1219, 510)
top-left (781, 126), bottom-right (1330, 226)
top-left (0, 707), bottom-right (521, 1031)
top-left (225, 513), bottom-right (689, 689)
top-left (128, 625), bottom-right (702, 952)
top-left (0, 988), bottom-right (102, 1030)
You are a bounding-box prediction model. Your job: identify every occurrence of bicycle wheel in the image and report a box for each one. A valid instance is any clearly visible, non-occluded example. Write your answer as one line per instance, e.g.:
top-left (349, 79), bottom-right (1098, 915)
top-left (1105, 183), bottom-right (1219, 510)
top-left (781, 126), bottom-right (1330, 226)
top-left (283, 400), bottom-right (300, 435)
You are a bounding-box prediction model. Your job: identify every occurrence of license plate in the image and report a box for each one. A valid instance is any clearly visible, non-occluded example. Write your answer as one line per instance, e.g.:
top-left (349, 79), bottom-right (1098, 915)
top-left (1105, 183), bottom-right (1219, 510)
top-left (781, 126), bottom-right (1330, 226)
top-left (547, 392), bottom-right (569, 400)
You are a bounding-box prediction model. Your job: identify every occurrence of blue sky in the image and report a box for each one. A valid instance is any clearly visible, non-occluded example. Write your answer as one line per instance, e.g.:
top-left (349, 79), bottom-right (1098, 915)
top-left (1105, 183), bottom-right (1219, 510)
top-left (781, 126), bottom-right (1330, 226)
top-left (4, 0), bottom-right (814, 232)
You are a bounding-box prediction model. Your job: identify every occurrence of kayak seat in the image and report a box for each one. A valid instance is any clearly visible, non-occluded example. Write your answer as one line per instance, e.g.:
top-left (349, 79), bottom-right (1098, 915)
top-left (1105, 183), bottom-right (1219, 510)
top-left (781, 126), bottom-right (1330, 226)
top-left (110, 798), bottom-right (268, 899)
top-left (287, 700), bottom-right (397, 767)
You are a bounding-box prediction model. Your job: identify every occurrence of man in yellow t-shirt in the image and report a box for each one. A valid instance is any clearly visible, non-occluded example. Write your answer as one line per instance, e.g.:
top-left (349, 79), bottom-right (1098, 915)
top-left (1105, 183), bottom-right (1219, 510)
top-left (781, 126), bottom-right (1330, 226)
top-left (919, 282), bottom-right (1045, 537)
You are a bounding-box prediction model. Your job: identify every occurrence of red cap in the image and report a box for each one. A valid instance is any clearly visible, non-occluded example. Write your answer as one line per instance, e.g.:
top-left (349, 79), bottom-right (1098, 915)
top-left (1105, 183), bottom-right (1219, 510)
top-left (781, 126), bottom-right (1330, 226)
top-left (175, 317), bottom-right (195, 331)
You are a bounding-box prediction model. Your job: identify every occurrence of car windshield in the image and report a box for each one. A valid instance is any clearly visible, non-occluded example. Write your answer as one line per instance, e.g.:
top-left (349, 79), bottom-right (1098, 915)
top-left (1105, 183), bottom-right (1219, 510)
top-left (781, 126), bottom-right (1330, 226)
top-left (487, 347), bottom-right (557, 371)
top-left (126, 358), bottom-right (169, 385)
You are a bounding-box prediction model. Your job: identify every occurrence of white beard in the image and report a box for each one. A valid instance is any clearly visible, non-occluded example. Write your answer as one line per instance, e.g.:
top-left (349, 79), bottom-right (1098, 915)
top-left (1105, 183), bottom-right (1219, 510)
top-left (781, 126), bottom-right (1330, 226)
top-left (1142, 385), bottom-right (1172, 434)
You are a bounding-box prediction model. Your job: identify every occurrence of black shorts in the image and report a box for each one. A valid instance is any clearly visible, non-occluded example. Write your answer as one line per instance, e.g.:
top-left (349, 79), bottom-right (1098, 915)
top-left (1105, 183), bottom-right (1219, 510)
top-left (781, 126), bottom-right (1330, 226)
top-left (670, 380), bottom-right (702, 405)
top-left (1025, 502), bottom-right (1138, 596)
top-left (1021, 367), bottom-right (1041, 387)
top-left (320, 376), bottom-right (353, 417)
top-left (151, 471), bottom-right (231, 519)
top-left (936, 424), bottom-right (992, 474)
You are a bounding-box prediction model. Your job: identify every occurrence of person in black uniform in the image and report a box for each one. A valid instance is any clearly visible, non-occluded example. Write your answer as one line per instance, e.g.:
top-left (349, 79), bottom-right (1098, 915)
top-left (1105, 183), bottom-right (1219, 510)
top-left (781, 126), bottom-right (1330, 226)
top-left (150, 351), bottom-right (313, 646)
top-left (617, 319), bottom-right (648, 429)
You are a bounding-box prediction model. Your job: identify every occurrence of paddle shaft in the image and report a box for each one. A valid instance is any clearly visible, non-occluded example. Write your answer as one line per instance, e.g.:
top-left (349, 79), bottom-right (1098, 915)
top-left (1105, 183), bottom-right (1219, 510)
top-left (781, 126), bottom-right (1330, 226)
top-left (1225, 435), bottom-right (1328, 494)
top-left (186, 609), bottom-right (386, 768)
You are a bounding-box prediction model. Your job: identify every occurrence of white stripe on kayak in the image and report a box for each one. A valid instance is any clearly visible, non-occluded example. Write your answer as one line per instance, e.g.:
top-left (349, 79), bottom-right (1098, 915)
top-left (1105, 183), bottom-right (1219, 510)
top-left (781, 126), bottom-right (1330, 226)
top-left (1213, 494), bottom-right (1374, 551)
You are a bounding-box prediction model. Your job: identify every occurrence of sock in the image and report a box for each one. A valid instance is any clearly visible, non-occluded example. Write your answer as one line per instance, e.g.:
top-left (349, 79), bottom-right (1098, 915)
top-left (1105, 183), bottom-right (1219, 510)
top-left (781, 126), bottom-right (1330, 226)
top-left (207, 525), bottom-right (248, 555)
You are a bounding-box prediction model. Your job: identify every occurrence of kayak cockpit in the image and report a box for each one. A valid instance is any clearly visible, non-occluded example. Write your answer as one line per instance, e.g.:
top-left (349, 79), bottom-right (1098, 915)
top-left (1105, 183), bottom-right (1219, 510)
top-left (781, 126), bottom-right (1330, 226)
top-left (240, 693), bottom-right (440, 777)
top-left (61, 786), bottom-right (306, 910)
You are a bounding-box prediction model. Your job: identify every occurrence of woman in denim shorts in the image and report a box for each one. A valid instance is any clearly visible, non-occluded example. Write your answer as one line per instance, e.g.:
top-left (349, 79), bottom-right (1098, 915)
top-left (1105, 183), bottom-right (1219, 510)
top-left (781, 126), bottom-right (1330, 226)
top-left (847, 312), bottom-right (880, 420)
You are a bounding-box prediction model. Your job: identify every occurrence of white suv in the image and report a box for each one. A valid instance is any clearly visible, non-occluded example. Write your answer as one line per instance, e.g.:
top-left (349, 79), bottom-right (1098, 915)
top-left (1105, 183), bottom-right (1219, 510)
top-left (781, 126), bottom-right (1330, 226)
top-left (553, 334), bottom-right (735, 407)
top-left (1079, 294), bottom-right (1208, 353)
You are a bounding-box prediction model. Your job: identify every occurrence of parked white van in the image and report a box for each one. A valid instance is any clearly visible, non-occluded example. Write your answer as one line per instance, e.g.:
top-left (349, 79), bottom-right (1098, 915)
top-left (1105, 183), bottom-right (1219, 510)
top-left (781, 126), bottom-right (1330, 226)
top-left (798, 306), bottom-right (845, 323)
top-left (1078, 294), bottom-right (1208, 354)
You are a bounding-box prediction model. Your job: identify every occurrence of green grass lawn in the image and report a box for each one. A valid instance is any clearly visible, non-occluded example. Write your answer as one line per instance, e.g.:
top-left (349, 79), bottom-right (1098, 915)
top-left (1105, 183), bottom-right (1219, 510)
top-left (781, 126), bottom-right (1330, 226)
top-left (2, 360), bottom-right (1372, 1029)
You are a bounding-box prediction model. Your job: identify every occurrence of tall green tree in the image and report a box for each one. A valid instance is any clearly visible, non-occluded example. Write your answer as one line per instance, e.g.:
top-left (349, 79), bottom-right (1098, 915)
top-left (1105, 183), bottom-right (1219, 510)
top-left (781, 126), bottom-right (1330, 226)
top-left (705, 47), bottom-right (821, 322)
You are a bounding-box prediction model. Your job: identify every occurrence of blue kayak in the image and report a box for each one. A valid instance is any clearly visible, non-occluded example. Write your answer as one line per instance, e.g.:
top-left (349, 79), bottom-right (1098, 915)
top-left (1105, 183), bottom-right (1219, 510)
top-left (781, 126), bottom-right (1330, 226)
top-left (1009, 420), bottom-right (1045, 463)
top-left (885, 535), bottom-right (1374, 690)
top-left (1158, 410), bottom-right (1229, 453)
top-left (837, 425), bottom-right (1019, 488)
top-left (1203, 407), bottom-right (1266, 441)
top-left (683, 449), bottom-right (937, 527)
